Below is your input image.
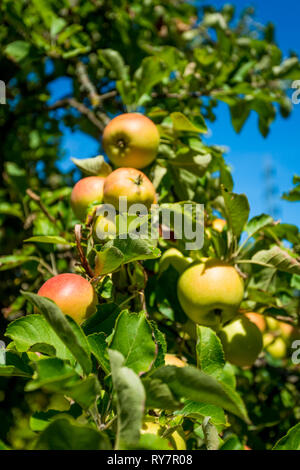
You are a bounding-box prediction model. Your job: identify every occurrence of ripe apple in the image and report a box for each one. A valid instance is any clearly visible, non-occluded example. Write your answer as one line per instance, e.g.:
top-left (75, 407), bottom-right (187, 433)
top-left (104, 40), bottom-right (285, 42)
top-left (37, 273), bottom-right (97, 324)
top-left (218, 317), bottom-right (263, 367)
top-left (212, 218), bottom-right (226, 232)
top-left (71, 176), bottom-right (105, 221)
top-left (141, 421), bottom-right (186, 450)
top-left (93, 214), bottom-right (117, 242)
top-left (177, 260), bottom-right (244, 329)
top-left (102, 113), bottom-right (160, 169)
top-left (165, 354), bottom-right (186, 367)
top-left (245, 312), bottom-right (266, 333)
top-left (103, 167), bottom-right (156, 211)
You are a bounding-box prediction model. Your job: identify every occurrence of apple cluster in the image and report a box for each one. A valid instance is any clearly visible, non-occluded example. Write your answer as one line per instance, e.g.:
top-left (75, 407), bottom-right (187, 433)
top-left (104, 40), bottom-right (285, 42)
top-left (36, 112), bottom-right (274, 369)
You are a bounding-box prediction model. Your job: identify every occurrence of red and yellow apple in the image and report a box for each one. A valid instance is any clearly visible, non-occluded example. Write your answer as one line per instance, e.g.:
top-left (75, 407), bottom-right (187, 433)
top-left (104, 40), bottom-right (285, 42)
top-left (103, 167), bottom-right (156, 211)
top-left (218, 317), bottom-right (263, 367)
top-left (71, 176), bottom-right (105, 221)
top-left (102, 113), bottom-right (160, 169)
top-left (37, 273), bottom-right (97, 324)
top-left (177, 260), bottom-right (244, 329)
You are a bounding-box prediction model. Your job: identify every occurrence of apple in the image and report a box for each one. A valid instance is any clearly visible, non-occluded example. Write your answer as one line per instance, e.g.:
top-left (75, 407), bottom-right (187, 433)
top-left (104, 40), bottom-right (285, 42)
top-left (102, 113), bottom-right (160, 169)
top-left (93, 214), bottom-right (117, 242)
top-left (165, 354), bottom-right (186, 367)
top-left (37, 273), bottom-right (97, 324)
top-left (71, 176), bottom-right (105, 221)
top-left (141, 421), bottom-right (186, 450)
top-left (177, 260), bottom-right (244, 329)
top-left (218, 317), bottom-right (263, 367)
top-left (103, 167), bottom-right (156, 211)
top-left (245, 312), bottom-right (266, 333)
top-left (263, 333), bottom-right (287, 359)
top-left (159, 248), bottom-right (192, 275)
top-left (212, 218), bottom-right (226, 232)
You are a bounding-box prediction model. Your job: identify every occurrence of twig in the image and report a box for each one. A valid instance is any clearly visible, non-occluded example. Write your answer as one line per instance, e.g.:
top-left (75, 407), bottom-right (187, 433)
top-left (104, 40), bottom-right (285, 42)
top-left (76, 61), bottom-right (101, 106)
top-left (74, 224), bottom-right (95, 278)
top-left (48, 97), bottom-right (105, 131)
top-left (26, 189), bottom-right (56, 224)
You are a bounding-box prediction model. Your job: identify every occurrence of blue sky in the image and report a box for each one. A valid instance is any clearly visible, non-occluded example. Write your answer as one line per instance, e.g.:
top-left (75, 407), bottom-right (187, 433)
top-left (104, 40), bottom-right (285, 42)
top-left (50, 1), bottom-right (300, 227)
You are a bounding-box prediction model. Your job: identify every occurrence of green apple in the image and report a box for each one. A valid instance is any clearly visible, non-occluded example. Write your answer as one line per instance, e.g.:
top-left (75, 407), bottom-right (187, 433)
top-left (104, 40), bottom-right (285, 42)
top-left (177, 260), bottom-right (244, 329)
top-left (219, 316), bottom-right (263, 367)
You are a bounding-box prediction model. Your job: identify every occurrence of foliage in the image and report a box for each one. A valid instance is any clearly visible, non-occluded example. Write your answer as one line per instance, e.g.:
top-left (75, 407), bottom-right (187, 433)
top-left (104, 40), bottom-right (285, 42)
top-left (0, 0), bottom-right (299, 450)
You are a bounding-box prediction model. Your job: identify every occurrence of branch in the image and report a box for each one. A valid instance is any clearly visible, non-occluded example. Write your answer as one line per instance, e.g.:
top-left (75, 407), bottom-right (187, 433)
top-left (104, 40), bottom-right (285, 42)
top-left (48, 97), bottom-right (105, 131)
top-left (74, 224), bottom-right (95, 278)
top-left (26, 189), bottom-right (56, 224)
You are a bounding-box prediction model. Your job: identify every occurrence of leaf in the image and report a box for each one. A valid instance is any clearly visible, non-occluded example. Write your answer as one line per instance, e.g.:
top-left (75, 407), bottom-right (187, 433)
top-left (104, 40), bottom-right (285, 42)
top-left (98, 49), bottom-right (128, 81)
top-left (0, 255), bottom-right (38, 271)
top-left (252, 246), bottom-right (300, 274)
top-left (174, 400), bottom-right (227, 427)
top-left (273, 423), bottom-right (300, 450)
top-left (88, 333), bottom-right (110, 374)
top-left (222, 188), bottom-right (250, 238)
top-left (230, 101), bottom-right (251, 133)
top-left (109, 350), bottom-right (145, 448)
top-left (0, 351), bottom-right (33, 378)
top-left (5, 41), bottom-right (31, 62)
top-left (71, 155), bottom-right (112, 177)
top-left (66, 375), bottom-right (101, 409)
top-left (151, 366), bottom-right (249, 422)
top-left (143, 378), bottom-right (181, 410)
top-left (136, 56), bottom-right (170, 97)
top-left (110, 311), bottom-right (156, 374)
top-left (25, 358), bottom-right (79, 392)
top-left (196, 326), bottom-right (225, 378)
top-left (171, 112), bottom-right (207, 133)
top-left (82, 303), bottom-right (120, 336)
top-left (24, 236), bottom-right (73, 245)
top-left (169, 150), bottom-right (212, 177)
top-left (34, 418), bottom-right (111, 450)
top-left (5, 314), bottom-right (74, 362)
top-left (22, 292), bottom-right (92, 375)
top-left (245, 214), bottom-right (274, 239)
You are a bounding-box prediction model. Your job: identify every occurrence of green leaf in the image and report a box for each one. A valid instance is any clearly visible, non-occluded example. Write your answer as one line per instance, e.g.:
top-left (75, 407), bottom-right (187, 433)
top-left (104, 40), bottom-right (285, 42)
top-left (98, 49), bottom-right (128, 81)
top-left (71, 155), bottom-right (112, 177)
top-left (5, 41), bottom-right (31, 62)
top-left (252, 246), bottom-right (300, 274)
top-left (66, 375), bottom-right (101, 409)
top-left (273, 423), bottom-right (300, 450)
top-left (222, 188), bottom-right (250, 238)
top-left (5, 314), bottom-right (74, 362)
top-left (82, 303), bottom-right (120, 336)
top-left (109, 350), bottom-right (145, 448)
top-left (88, 333), bottom-right (110, 374)
top-left (0, 255), bottom-right (38, 271)
top-left (151, 366), bottom-right (249, 422)
top-left (174, 400), bottom-right (227, 427)
top-left (143, 378), bottom-right (181, 410)
top-left (245, 214), bottom-right (274, 238)
top-left (196, 326), bottom-right (225, 378)
top-left (24, 236), bottom-right (73, 245)
top-left (110, 311), bottom-right (156, 374)
top-left (0, 351), bottom-right (33, 378)
top-left (34, 418), bottom-right (111, 450)
top-left (171, 112), bottom-right (207, 133)
top-left (22, 292), bottom-right (92, 375)
top-left (25, 357), bottom-right (79, 392)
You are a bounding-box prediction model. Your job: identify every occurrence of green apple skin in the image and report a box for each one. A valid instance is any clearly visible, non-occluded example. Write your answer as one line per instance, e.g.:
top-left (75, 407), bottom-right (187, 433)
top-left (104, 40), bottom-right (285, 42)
top-left (159, 248), bottom-right (192, 275)
top-left (71, 176), bottom-right (105, 221)
top-left (177, 260), bottom-right (244, 329)
top-left (102, 113), bottom-right (160, 169)
top-left (93, 214), bottom-right (117, 242)
top-left (219, 317), bottom-right (263, 367)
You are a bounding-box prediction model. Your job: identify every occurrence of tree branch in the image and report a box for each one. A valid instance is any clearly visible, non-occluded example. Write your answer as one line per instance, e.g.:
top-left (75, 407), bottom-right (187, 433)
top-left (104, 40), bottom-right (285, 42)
top-left (48, 97), bottom-right (105, 131)
top-left (26, 189), bottom-right (57, 224)
top-left (74, 224), bottom-right (95, 278)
